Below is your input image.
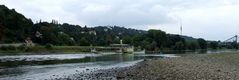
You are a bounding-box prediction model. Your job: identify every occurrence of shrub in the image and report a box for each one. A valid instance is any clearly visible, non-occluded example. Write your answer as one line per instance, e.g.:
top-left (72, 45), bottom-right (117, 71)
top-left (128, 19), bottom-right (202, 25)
top-left (0, 46), bottom-right (8, 51)
top-left (45, 43), bottom-right (53, 50)
top-left (8, 45), bottom-right (17, 51)
top-left (17, 45), bottom-right (27, 51)
top-left (0, 45), bottom-right (17, 51)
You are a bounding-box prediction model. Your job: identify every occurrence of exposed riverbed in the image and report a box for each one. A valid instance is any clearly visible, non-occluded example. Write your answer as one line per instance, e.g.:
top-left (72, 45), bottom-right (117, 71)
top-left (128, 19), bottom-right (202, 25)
top-left (0, 50), bottom-right (238, 80)
top-left (116, 52), bottom-right (239, 80)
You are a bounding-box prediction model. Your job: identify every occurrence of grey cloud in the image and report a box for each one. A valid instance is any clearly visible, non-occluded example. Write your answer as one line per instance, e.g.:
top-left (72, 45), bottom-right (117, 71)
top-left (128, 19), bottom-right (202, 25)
top-left (2, 0), bottom-right (238, 26)
top-left (1, 0), bottom-right (239, 40)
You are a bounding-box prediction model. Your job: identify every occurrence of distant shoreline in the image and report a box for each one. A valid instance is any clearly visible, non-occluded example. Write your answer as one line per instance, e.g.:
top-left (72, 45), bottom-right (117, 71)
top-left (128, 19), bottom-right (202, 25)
top-left (0, 45), bottom-right (237, 55)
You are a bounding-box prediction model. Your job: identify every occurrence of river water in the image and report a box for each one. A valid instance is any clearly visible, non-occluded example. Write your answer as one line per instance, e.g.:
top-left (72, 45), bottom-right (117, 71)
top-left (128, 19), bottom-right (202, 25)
top-left (0, 50), bottom-right (237, 80)
top-left (0, 52), bottom-right (178, 80)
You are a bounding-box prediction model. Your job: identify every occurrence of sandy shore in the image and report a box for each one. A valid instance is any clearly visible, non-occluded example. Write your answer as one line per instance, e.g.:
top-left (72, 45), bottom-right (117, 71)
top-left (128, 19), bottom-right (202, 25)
top-left (55, 52), bottom-right (239, 80)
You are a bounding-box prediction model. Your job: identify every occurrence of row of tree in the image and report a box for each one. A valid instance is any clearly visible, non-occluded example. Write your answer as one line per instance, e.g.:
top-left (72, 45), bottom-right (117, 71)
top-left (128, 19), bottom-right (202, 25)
top-left (0, 5), bottom-right (237, 52)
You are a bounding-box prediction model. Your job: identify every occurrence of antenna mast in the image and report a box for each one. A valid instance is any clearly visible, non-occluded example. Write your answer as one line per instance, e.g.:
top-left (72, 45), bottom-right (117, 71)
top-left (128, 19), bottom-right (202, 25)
top-left (179, 18), bottom-right (183, 35)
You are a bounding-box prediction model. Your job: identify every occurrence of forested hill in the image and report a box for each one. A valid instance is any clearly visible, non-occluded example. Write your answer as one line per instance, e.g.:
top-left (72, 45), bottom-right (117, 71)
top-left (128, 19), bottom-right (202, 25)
top-left (1, 5), bottom-right (224, 51)
top-left (32, 22), bottom-right (147, 46)
top-left (0, 5), bottom-right (33, 43)
top-left (0, 5), bottom-right (147, 45)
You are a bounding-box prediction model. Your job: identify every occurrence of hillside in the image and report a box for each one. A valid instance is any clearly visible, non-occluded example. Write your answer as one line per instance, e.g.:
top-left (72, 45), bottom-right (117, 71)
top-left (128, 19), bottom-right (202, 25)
top-left (0, 5), bottom-right (220, 51)
top-left (0, 5), bottom-right (33, 43)
top-left (32, 22), bottom-right (147, 46)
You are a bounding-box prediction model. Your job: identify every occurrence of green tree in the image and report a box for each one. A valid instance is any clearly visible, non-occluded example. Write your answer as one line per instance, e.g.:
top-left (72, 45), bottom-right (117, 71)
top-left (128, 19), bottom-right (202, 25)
top-left (122, 36), bottom-right (132, 44)
top-left (0, 5), bottom-right (33, 43)
top-left (174, 41), bottom-right (186, 51)
top-left (197, 38), bottom-right (207, 49)
top-left (141, 40), bottom-right (151, 49)
top-left (187, 42), bottom-right (199, 50)
top-left (79, 38), bottom-right (90, 46)
top-left (147, 29), bottom-right (167, 48)
top-left (231, 42), bottom-right (238, 49)
top-left (58, 33), bottom-right (75, 45)
top-left (39, 24), bottom-right (59, 45)
top-left (132, 36), bottom-right (143, 47)
top-left (0, 23), bottom-right (3, 41)
top-left (106, 35), bottom-right (113, 45)
top-left (146, 41), bottom-right (158, 51)
top-left (209, 41), bottom-right (219, 49)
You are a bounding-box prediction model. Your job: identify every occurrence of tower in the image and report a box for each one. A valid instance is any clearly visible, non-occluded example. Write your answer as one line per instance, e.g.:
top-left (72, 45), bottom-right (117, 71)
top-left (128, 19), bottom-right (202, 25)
top-left (180, 18), bottom-right (183, 35)
top-left (180, 23), bottom-right (182, 35)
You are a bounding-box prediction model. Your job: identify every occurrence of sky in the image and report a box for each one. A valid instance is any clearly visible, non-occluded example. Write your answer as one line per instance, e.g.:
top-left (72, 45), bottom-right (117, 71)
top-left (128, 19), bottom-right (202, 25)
top-left (1, 0), bottom-right (239, 41)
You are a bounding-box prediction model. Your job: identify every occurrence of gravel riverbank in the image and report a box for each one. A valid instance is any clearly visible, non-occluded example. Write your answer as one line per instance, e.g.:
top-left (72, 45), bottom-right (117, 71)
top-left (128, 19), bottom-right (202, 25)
top-left (56, 52), bottom-right (239, 80)
top-left (116, 53), bottom-right (239, 80)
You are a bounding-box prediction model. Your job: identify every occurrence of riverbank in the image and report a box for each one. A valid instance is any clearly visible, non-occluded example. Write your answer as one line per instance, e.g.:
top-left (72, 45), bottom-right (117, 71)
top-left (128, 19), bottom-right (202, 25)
top-left (115, 52), bottom-right (239, 80)
top-left (62, 52), bottom-right (239, 80)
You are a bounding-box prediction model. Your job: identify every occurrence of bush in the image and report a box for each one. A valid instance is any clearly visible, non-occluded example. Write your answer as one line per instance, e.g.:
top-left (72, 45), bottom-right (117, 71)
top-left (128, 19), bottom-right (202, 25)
top-left (25, 46), bottom-right (44, 52)
top-left (0, 46), bottom-right (8, 51)
top-left (17, 45), bottom-right (27, 51)
top-left (0, 45), bottom-right (17, 51)
top-left (45, 43), bottom-right (53, 50)
top-left (8, 45), bottom-right (17, 51)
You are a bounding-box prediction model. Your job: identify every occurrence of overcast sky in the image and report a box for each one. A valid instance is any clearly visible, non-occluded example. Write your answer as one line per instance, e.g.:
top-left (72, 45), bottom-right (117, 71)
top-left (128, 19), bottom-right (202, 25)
top-left (1, 0), bottom-right (239, 41)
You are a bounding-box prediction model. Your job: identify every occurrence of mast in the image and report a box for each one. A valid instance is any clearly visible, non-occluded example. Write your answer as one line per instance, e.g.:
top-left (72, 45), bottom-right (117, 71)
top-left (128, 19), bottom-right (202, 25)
top-left (180, 18), bottom-right (183, 35)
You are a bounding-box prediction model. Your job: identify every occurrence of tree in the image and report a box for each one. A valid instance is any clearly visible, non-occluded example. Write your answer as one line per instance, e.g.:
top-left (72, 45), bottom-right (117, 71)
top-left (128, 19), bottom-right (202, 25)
top-left (146, 41), bottom-right (158, 51)
top-left (58, 33), bottom-right (75, 45)
top-left (142, 40), bottom-right (151, 50)
top-left (0, 5), bottom-right (33, 43)
top-left (174, 41), bottom-right (186, 51)
top-left (147, 29), bottom-right (167, 48)
top-left (79, 38), bottom-right (90, 46)
top-left (132, 35), bottom-right (144, 47)
top-left (168, 35), bottom-right (186, 49)
top-left (187, 42), bottom-right (199, 50)
top-left (0, 23), bottom-right (3, 41)
top-left (106, 35), bottom-right (113, 45)
top-left (209, 41), bottom-right (219, 49)
top-left (197, 38), bottom-right (207, 49)
top-left (38, 24), bottom-right (59, 45)
top-left (122, 36), bottom-right (132, 44)
top-left (231, 42), bottom-right (238, 49)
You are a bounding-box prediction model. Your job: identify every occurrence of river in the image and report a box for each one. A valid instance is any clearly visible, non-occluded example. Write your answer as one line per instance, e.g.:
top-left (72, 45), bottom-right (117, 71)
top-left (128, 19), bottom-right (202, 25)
top-left (0, 50), bottom-right (237, 80)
